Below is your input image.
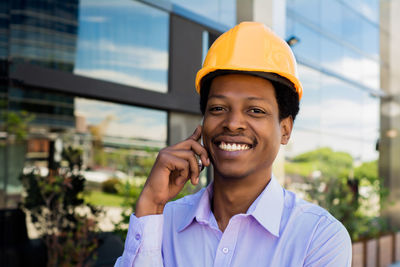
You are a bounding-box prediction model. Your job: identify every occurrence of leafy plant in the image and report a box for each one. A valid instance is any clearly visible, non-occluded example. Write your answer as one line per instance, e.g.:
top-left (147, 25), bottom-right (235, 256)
top-left (101, 178), bottom-right (121, 194)
top-left (285, 147), bottom-right (390, 241)
top-left (20, 147), bottom-right (102, 267)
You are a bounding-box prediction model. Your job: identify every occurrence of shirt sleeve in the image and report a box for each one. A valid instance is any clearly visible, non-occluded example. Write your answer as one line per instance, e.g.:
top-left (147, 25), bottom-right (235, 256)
top-left (303, 219), bottom-right (352, 267)
top-left (114, 213), bottom-right (164, 267)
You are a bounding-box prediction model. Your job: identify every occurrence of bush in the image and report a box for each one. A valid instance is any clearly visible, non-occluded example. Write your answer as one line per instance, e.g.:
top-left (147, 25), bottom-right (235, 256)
top-left (285, 147), bottom-right (390, 241)
top-left (101, 178), bottom-right (120, 194)
top-left (20, 147), bottom-right (102, 267)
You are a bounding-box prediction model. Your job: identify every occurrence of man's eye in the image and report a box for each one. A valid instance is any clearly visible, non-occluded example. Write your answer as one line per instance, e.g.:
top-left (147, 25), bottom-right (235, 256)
top-left (209, 106), bottom-right (225, 112)
top-left (249, 108), bottom-right (265, 114)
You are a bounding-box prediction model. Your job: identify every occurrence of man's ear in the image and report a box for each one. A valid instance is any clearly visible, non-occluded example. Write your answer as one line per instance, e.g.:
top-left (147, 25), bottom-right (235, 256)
top-left (280, 116), bottom-right (293, 145)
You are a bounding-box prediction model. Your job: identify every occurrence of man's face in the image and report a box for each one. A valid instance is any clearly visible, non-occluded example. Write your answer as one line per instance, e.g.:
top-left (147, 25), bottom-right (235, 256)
top-left (202, 74), bottom-right (292, 180)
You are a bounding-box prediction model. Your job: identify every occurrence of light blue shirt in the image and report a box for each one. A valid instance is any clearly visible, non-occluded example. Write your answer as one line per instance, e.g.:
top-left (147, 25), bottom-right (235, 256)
top-left (116, 176), bottom-right (352, 266)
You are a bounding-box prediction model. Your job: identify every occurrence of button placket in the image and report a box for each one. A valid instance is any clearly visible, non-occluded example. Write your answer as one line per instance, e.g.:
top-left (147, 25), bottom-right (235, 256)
top-left (135, 233), bottom-right (141, 241)
top-left (213, 216), bottom-right (243, 266)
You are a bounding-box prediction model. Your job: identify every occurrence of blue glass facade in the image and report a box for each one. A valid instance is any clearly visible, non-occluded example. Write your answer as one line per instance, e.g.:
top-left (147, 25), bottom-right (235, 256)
top-left (74, 0), bottom-right (170, 92)
top-left (170, 0), bottom-right (236, 27)
top-left (0, 0), bottom-right (236, 209)
top-left (286, 0), bottom-right (380, 162)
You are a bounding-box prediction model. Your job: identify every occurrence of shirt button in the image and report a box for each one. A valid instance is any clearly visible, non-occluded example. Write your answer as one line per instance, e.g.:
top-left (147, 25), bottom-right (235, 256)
top-left (135, 233), bottom-right (141, 240)
top-left (222, 247), bottom-right (229, 254)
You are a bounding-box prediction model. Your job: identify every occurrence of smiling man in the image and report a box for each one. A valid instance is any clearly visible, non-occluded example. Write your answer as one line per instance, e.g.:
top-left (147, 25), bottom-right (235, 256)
top-left (115, 22), bottom-right (352, 267)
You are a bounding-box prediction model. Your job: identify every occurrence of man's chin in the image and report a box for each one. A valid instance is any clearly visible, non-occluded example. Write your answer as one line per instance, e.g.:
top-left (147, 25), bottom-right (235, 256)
top-left (213, 165), bottom-right (250, 181)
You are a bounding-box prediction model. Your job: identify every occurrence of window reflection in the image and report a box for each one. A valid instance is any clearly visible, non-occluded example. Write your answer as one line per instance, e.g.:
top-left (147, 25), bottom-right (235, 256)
top-left (7, 0), bottom-right (79, 71)
top-left (342, 8), bottom-right (362, 50)
top-left (285, 129), bottom-right (321, 158)
top-left (296, 65), bottom-right (321, 131)
top-left (362, 58), bottom-right (379, 89)
top-left (320, 36), bottom-right (343, 74)
top-left (362, 20), bottom-right (379, 59)
top-left (341, 48), bottom-right (363, 82)
top-left (346, 0), bottom-right (379, 23)
top-left (287, 0), bottom-right (320, 26)
top-left (320, 0), bottom-right (342, 38)
top-left (285, 0), bottom-right (380, 191)
top-left (362, 93), bottom-right (379, 143)
top-left (70, 98), bottom-right (167, 182)
top-left (320, 135), bottom-right (362, 160)
top-left (292, 23), bottom-right (320, 65)
top-left (321, 75), bottom-right (362, 139)
top-left (74, 0), bottom-right (169, 92)
top-left (1, 89), bottom-right (167, 208)
top-left (171, 0), bottom-right (236, 27)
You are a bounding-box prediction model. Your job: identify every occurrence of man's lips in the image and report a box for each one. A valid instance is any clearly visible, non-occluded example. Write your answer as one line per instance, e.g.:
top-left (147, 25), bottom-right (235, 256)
top-left (212, 135), bottom-right (257, 152)
top-left (218, 141), bottom-right (250, 151)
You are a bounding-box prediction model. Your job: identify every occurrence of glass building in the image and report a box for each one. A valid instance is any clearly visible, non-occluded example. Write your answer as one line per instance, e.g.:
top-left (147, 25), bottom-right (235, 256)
top-left (285, 0), bottom-right (381, 162)
top-left (0, 0), bottom-right (234, 210)
top-left (1, 0), bottom-right (398, 229)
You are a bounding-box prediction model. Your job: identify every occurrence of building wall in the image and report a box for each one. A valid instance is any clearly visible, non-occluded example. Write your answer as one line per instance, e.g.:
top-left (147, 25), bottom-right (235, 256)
top-left (0, 0), bottom-right (394, 228)
top-left (0, 0), bottom-right (235, 208)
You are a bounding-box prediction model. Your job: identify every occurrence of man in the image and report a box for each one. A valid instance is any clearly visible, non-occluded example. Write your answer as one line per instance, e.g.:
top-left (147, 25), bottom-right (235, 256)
top-left (115, 22), bottom-right (351, 267)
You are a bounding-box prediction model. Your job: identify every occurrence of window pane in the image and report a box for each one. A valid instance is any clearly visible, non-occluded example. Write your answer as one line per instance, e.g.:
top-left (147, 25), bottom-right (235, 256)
top-left (287, 0), bottom-right (320, 26)
top-left (341, 48), bottom-right (363, 82)
top-left (171, 0), bottom-right (236, 27)
top-left (292, 23), bottom-right (320, 65)
top-left (362, 58), bottom-right (379, 89)
top-left (320, 75), bottom-right (362, 139)
top-left (320, 0), bottom-right (342, 38)
top-left (320, 135), bottom-right (362, 160)
top-left (285, 129), bottom-right (321, 158)
top-left (342, 8), bottom-right (362, 50)
top-left (321, 36), bottom-right (343, 74)
top-left (74, 0), bottom-right (169, 92)
top-left (362, 20), bottom-right (379, 59)
top-left (296, 65), bottom-right (321, 131)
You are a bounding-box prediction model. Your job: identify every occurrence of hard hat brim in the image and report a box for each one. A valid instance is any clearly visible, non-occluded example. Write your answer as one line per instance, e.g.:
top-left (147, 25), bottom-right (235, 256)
top-left (197, 69), bottom-right (302, 99)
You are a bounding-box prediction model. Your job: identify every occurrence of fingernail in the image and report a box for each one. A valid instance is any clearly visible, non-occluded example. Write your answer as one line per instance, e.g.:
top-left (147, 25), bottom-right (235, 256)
top-left (207, 158), bottom-right (210, 165)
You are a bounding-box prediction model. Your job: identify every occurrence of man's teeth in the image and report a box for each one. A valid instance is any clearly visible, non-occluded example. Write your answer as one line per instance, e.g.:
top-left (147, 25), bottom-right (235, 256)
top-left (219, 142), bottom-right (250, 151)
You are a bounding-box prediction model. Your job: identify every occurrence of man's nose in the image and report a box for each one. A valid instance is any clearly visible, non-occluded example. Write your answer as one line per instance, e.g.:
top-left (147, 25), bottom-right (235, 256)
top-left (223, 110), bottom-right (247, 132)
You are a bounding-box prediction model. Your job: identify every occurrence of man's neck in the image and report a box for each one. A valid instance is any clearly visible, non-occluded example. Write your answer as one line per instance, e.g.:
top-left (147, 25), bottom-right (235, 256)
top-left (211, 170), bottom-right (272, 232)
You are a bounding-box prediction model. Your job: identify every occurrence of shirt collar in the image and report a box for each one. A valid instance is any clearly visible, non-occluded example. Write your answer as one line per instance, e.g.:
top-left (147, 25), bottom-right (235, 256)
top-left (177, 175), bottom-right (284, 237)
top-left (178, 183), bottom-right (213, 232)
top-left (247, 175), bottom-right (284, 237)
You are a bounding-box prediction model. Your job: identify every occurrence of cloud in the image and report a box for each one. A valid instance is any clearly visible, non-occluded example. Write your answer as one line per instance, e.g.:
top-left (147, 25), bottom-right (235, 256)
top-left (74, 68), bottom-right (166, 92)
top-left (319, 55), bottom-right (380, 90)
top-left (77, 39), bottom-right (168, 71)
top-left (298, 97), bottom-right (379, 140)
top-left (82, 16), bottom-right (107, 23)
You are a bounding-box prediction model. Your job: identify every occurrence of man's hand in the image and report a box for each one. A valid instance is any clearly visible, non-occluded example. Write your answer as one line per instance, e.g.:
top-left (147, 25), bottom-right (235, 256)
top-left (135, 125), bottom-right (210, 217)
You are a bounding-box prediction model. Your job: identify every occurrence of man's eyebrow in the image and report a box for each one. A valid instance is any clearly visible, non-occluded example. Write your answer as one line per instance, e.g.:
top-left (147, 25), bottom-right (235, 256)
top-left (207, 94), bottom-right (226, 100)
top-left (208, 95), bottom-right (266, 101)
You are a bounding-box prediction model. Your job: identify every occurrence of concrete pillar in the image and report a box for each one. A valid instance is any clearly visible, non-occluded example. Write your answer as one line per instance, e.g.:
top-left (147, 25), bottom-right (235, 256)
top-left (236, 0), bottom-right (286, 38)
top-left (379, 0), bottom-right (400, 228)
top-left (168, 112), bottom-right (202, 146)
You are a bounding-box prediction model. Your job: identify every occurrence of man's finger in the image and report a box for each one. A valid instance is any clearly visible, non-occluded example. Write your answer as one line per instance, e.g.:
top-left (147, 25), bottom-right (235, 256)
top-left (188, 125), bottom-right (202, 141)
top-left (168, 150), bottom-right (200, 183)
top-left (173, 139), bottom-right (209, 168)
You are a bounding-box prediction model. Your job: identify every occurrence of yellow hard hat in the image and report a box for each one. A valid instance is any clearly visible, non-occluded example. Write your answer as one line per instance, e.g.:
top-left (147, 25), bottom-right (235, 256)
top-left (195, 21), bottom-right (303, 100)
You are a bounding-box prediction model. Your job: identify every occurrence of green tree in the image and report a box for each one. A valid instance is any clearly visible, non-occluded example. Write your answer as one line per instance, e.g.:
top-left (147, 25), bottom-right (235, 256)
top-left (285, 147), bottom-right (387, 241)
